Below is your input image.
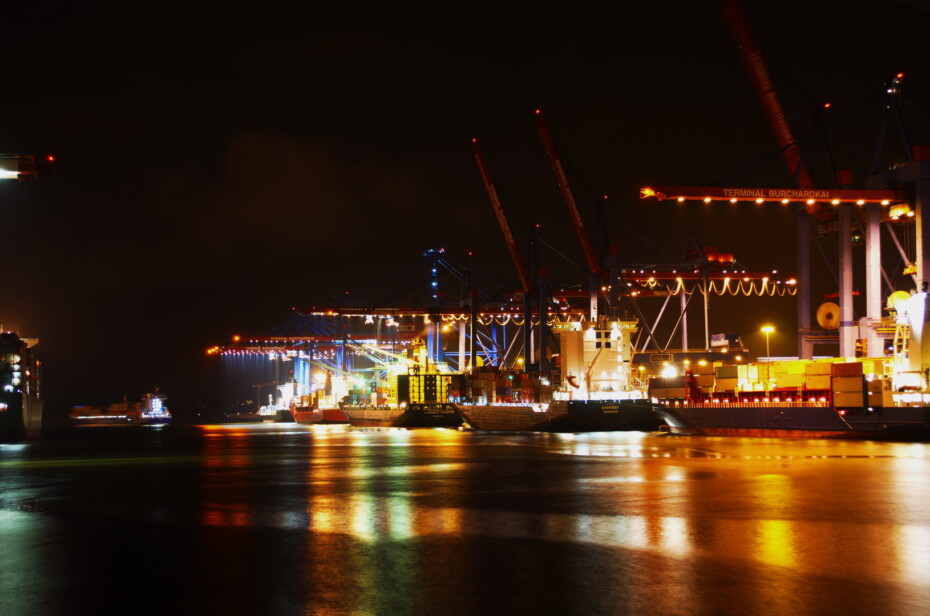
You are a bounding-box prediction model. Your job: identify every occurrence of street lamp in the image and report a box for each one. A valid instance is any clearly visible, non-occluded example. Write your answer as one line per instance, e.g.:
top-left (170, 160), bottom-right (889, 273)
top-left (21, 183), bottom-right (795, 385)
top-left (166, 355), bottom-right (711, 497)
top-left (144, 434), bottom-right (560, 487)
top-left (761, 325), bottom-right (774, 361)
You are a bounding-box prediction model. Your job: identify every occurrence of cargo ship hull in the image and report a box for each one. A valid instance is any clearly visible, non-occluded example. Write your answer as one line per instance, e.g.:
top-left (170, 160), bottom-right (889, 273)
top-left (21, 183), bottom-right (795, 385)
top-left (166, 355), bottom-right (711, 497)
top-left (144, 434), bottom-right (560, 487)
top-left (343, 404), bottom-right (463, 428)
top-left (0, 393), bottom-right (43, 442)
top-left (566, 399), bottom-right (664, 431)
top-left (458, 399), bottom-right (663, 432)
top-left (457, 402), bottom-right (568, 432)
top-left (291, 407), bottom-right (350, 425)
top-left (657, 404), bottom-right (930, 441)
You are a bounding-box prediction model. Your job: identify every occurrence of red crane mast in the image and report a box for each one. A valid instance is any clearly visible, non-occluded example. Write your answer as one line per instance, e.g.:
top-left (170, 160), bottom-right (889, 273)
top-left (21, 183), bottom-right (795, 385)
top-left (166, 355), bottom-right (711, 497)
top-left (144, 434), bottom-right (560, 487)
top-left (535, 109), bottom-right (601, 275)
top-left (471, 138), bottom-right (533, 293)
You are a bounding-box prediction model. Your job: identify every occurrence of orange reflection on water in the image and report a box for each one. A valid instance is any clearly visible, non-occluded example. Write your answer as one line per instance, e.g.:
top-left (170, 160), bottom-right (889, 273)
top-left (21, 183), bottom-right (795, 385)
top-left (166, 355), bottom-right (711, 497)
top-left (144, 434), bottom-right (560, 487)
top-left (750, 474), bottom-right (797, 569)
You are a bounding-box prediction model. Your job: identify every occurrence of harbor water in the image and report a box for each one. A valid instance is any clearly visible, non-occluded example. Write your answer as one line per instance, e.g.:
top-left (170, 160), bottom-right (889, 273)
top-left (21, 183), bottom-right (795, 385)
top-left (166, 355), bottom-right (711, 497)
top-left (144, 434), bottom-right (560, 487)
top-left (2, 423), bottom-right (930, 615)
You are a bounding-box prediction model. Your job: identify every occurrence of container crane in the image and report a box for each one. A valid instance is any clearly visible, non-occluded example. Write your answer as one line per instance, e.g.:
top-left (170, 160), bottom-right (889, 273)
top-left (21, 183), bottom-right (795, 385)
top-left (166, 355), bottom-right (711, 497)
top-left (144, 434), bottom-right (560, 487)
top-left (720, 0), bottom-right (844, 358)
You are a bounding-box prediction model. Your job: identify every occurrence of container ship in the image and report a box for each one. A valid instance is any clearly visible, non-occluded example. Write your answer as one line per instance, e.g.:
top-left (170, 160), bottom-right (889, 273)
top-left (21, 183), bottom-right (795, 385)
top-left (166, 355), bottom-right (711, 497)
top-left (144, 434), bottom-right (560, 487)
top-left (649, 353), bottom-right (930, 441)
top-left (0, 331), bottom-right (42, 441)
top-left (341, 373), bottom-right (464, 428)
top-left (70, 391), bottom-right (172, 427)
top-left (452, 318), bottom-right (663, 432)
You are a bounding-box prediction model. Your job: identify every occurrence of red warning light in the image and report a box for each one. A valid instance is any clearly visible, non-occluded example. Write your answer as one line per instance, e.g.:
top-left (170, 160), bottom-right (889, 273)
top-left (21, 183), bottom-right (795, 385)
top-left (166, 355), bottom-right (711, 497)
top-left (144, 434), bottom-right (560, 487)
top-left (897, 72), bottom-right (905, 79)
top-left (46, 155), bottom-right (55, 162)
top-left (823, 102), bottom-right (831, 109)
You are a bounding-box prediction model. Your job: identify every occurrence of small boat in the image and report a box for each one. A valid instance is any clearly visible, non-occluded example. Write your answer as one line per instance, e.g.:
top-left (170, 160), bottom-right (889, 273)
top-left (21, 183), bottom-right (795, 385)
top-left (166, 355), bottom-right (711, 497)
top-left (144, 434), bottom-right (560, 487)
top-left (291, 406), bottom-right (349, 425)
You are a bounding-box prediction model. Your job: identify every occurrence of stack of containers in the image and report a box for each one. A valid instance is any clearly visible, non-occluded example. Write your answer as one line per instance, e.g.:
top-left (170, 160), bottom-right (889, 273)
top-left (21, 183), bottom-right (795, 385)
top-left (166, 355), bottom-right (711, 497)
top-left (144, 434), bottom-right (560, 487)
top-left (692, 362), bottom-right (716, 395)
top-left (831, 361), bottom-right (866, 408)
top-left (773, 360), bottom-right (805, 392)
top-left (714, 365), bottom-right (739, 394)
top-left (804, 361), bottom-right (833, 393)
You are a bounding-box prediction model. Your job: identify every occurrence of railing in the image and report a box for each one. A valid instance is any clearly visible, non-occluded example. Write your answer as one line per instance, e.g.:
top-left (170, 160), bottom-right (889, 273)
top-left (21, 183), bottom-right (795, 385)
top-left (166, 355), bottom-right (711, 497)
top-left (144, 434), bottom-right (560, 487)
top-left (659, 399), bottom-right (832, 408)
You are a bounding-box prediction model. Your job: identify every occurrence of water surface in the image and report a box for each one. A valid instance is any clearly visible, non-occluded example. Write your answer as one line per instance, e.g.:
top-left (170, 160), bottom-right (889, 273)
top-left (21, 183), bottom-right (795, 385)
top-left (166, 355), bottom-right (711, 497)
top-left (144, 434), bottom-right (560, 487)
top-left (2, 424), bottom-right (928, 615)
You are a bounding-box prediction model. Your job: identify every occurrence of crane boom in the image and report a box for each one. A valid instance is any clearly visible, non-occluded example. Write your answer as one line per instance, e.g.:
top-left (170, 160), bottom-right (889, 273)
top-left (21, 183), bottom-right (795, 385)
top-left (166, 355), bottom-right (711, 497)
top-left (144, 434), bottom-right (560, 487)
top-left (535, 109), bottom-right (601, 275)
top-left (472, 138), bottom-right (533, 292)
top-left (720, 0), bottom-right (812, 190)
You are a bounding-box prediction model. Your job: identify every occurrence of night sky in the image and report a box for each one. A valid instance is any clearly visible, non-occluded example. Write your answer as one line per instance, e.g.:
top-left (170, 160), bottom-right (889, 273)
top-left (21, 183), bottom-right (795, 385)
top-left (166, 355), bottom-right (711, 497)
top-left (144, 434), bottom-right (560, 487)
top-left (2, 1), bottom-right (929, 420)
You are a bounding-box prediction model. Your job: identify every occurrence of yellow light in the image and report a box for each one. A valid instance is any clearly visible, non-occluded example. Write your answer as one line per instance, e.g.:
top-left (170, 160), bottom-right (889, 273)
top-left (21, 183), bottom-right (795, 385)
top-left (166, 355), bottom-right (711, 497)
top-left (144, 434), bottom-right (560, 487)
top-left (703, 197), bottom-right (711, 203)
top-left (232, 335), bottom-right (241, 342)
top-left (807, 199), bottom-right (815, 205)
top-left (856, 200), bottom-right (865, 205)
top-left (730, 198), bottom-right (738, 203)
top-left (640, 187), bottom-right (656, 198)
top-left (781, 199), bottom-right (789, 204)
top-left (677, 196), bottom-right (685, 202)
top-left (755, 198), bottom-right (764, 204)
top-left (881, 200), bottom-right (890, 205)
top-left (831, 199), bottom-right (840, 205)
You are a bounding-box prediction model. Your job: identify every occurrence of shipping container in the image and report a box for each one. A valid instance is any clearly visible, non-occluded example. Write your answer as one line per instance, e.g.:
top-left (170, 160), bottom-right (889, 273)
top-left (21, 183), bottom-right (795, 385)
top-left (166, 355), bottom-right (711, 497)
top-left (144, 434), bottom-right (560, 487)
top-left (805, 362), bottom-right (833, 375)
top-left (775, 373), bottom-right (804, 389)
top-left (832, 375), bottom-right (865, 393)
top-left (804, 375), bottom-right (831, 390)
top-left (833, 392), bottom-right (866, 407)
top-left (832, 362), bottom-right (864, 377)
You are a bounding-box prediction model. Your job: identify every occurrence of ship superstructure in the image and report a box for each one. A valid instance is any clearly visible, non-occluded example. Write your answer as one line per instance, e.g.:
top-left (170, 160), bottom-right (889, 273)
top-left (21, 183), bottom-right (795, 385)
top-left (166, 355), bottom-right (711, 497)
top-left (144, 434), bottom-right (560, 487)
top-left (0, 331), bottom-right (42, 441)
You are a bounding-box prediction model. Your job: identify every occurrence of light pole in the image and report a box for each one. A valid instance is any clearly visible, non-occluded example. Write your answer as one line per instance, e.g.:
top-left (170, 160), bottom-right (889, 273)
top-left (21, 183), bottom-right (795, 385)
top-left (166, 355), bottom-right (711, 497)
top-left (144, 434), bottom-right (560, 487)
top-left (761, 326), bottom-right (774, 362)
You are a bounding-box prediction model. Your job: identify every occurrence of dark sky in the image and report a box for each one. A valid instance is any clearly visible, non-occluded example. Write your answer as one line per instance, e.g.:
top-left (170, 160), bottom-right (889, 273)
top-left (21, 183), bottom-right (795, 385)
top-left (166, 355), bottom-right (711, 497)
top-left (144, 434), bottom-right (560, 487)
top-left (2, 1), bottom-right (929, 419)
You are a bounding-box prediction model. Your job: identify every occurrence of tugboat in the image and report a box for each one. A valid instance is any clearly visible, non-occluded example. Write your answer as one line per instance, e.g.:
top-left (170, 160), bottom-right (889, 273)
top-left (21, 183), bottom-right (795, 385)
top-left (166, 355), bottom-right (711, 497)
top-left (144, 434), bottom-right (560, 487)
top-left (0, 331), bottom-right (42, 441)
top-left (289, 373), bottom-right (349, 425)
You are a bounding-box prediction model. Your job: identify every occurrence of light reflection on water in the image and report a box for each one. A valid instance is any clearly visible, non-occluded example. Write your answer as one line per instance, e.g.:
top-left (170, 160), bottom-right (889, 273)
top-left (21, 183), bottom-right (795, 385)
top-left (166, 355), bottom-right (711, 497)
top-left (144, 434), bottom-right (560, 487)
top-left (3, 425), bottom-right (930, 614)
